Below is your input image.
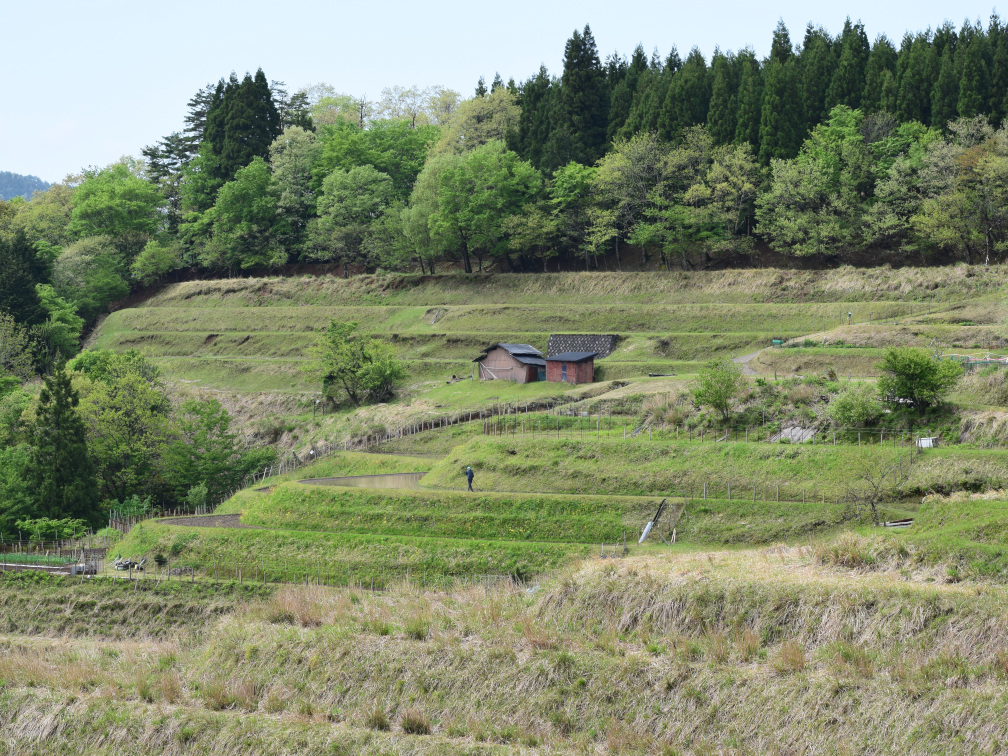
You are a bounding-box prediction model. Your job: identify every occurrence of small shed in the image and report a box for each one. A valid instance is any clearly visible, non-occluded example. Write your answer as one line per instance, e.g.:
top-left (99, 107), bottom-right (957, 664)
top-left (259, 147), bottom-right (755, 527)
top-left (546, 352), bottom-right (596, 384)
top-left (917, 436), bottom-right (939, 449)
top-left (474, 343), bottom-right (545, 383)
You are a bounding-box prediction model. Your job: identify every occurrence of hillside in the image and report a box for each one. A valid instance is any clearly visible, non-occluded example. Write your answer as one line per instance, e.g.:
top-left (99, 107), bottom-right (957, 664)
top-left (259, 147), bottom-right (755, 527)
top-left (10, 265), bottom-right (1008, 755)
top-left (0, 169), bottom-right (49, 200)
top-left (90, 266), bottom-right (1008, 455)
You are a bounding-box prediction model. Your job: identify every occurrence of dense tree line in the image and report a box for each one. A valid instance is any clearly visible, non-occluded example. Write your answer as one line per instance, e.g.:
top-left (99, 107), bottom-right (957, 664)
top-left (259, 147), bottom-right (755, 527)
top-left (5, 18), bottom-right (1008, 333)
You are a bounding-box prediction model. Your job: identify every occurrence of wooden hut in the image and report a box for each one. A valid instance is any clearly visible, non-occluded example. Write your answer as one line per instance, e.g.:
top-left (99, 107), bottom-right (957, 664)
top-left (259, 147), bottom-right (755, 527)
top-left (474, 343), bottom-right (545, 383)
top-left (545, 352), bottom-right (596, 384)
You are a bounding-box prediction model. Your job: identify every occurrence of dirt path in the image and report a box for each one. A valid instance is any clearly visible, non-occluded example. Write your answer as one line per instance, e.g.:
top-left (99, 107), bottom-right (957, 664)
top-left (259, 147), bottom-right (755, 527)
top-left (733, 350), bottom-right (762, 376)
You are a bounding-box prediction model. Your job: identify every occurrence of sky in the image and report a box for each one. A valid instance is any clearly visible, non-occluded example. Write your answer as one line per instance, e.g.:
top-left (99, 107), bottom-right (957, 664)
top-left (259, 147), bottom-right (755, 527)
top-left (3, 0), bottom-right (1002, 184)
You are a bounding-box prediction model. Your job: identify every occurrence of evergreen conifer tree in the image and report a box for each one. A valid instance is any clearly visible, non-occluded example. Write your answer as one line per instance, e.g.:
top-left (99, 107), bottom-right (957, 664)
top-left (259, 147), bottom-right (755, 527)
top-left (862, 35), bottom-right (898, 112)
top-left (879, 70), bottom-right (898, 113)
top-left (931, 46), bottom-right (959, 128)
top-left (798, 25), bottom-right (837, 127)
top-left (826, 19), bottom-right (870, 110)
top-left (516, 66), bottom-right (555, 170)
top-left (758, 58), bottom-right (804, 163)
top-left (554, 25), bottom-right (609, 166)
top-left (659, 47), bottom-right (710, 139)
top-left (29, 366), bottom-right (101, 527)
top-left (475, 76), bottom-right (488, 97)
top-left (770, 20), bottom-right (793, 64)
top-left (0, 232), bottom-right (47, 329)
top-left (958, 34), bottom-right (991, 117)
top-left (707, 50), bottom-right (738, 144)
top-left (608, 45), bottom-right (648, 141)
top-left (988, 22), bottom-right (1008, 123)
top-left (733, 49), bottom-right (762, 147)
top-left (897, 34), bottom-right (938, 124)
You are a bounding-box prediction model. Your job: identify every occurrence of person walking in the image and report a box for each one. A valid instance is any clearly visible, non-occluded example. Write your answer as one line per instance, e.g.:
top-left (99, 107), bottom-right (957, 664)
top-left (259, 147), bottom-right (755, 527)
top-left (465, 466), bottom-right (474, 492)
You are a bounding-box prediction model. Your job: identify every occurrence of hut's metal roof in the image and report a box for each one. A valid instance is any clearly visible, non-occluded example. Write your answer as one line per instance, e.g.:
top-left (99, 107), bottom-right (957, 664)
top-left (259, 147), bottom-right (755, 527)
top-left (474, 343), bottom-right (544, 362)
top-left (514, 355), bottom-right (546, 366)
top-left (546, 351), bottom-right (598, 363)
top-left (497, 343), bottom-right (543, 356)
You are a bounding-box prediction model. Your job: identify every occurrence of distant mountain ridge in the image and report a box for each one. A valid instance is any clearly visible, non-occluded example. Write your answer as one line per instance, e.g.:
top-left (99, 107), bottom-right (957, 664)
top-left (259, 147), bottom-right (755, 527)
top-left (0, 171), bottom-right (50, 200)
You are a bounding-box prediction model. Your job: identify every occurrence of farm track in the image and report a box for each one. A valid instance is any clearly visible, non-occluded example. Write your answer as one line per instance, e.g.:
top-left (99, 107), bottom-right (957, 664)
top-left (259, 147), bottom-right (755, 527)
top-left (733, 349), bottom-right (762, 375)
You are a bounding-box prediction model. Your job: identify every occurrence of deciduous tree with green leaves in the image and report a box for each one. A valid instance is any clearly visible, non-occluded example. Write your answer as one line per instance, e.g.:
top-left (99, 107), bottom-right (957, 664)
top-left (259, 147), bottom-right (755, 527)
top-left (312, 321), bottom-right (406, 407)
top-left (877, 347), bottom-right (964, 412)
top-left (693, 359), bottom-right (745, 422)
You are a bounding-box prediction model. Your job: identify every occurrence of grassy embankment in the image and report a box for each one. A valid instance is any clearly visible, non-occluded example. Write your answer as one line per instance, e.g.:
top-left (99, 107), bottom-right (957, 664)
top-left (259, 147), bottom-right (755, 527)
top-left (425, 436), bottom-right (1008, 501)
top-left (4, 548), bottom-right (1008, 754)
top-left (86, 266), bottom-right (1006, 455)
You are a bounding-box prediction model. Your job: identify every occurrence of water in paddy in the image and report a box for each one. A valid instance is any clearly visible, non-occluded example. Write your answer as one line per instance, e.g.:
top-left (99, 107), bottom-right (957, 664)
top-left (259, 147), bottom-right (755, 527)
top-left (299, 472), bottom-right (427, 489)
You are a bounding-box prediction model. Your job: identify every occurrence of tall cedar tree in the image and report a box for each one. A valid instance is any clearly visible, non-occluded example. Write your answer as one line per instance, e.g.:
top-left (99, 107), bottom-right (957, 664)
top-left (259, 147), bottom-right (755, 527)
top-left (733, 49), bottom-right (762, 147)
top-left (826, 19), bottom-right (870, 111)
top-left (989, 17), bottom-right (1008, 123)
top-left (758, 21), bottom-right (804, 163)
top-left (30, 367), bottom-right (101, 527)
top-left (204, 70), bottom-right (282, 185)
top-left (608, 45), bottom-right (648, 142)
top-left (897, 34), bottom-right (938, 124)
top-left (706, 50), bottom-right (738, 144)
top-left (516, 66), bottom-right (555, 170)
top-left (660, 47), bottom-right (710, 139)
top-left (758, 58), bottom-right (805, 164)
top-left (862, 36), bottom-right (898, 113)
top-left (798, 26), bottom-right (837, 128)
top-left (958, 32), bottom-right (991, 118)
top-left (554, 25), bottom-right (609, 168)
top-left (0, 232), bottom-right (47, 328)
top-left (770, 20), bottom-right (793, 64)
top-left (619, 51), bottom-right (677, 138)
top-left (931, 46), bottom-right (959, 128)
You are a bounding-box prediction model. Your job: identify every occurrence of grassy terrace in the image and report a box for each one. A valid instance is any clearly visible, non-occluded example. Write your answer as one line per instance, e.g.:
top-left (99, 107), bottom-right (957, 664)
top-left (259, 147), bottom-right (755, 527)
top-left (90, 268), bottom-right (1004, 402)
top-left (424, 435), bottom-right (1008, 501)
top-left (5, 547), bottom-right (1008, 753)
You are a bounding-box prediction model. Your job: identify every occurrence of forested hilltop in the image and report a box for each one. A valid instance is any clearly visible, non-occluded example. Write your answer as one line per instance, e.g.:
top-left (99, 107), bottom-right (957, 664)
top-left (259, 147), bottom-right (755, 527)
top-left (5, 16), bottom-right (1008, 338)
top-left (0, 171), bottom-right (49, 201)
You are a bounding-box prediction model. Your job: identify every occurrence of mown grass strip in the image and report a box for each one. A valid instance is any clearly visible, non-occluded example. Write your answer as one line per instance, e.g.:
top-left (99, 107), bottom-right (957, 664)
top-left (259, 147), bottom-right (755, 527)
top-left (115, 522), bottom-right (584, 582)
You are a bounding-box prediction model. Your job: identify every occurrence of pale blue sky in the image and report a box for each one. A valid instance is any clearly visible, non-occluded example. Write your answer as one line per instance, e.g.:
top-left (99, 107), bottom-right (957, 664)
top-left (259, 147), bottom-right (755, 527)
top-left (3, 1), bottom-right (1000, 183)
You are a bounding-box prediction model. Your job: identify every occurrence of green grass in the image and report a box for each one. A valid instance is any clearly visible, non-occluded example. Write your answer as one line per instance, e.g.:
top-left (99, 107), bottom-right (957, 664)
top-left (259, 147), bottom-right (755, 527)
top-left (423, 435), bottom-right (1008, 504)
top-left (102, 302), bottom-right (928, 339)
top-left (9, 542), bottom-right (1008, 754)
top-left (218, 483), bottom-right (641, 543)
top-left (888, 496), bottom-right (1008, 578)
top-left (143, 267), bottom-right (1008, 307)
top-left (113, 522), bottom-right (585, 584)
top-left (276, 450), bottom-right (433, 481)
top-left (0, 553), bottom-right (76, 566)
top-left (752, 346), bottom-right (886, 378)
